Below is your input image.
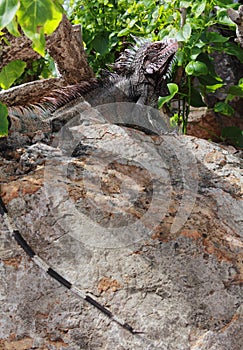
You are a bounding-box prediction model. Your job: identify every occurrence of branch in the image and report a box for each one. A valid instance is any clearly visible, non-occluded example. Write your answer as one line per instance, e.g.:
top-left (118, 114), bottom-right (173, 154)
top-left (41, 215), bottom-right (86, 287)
top-left (45, 15), bottom-right (94, 83)
top-left (0, 31), bottom-right (40, 71)
top-left (0, 15), bottom-right (94, 108)
top-left (0, 78), bottom-right (66, 107)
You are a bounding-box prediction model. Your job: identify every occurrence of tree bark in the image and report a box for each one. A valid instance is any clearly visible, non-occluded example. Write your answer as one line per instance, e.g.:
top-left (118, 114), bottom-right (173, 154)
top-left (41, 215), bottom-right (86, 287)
top-left (0, 78), bottom-right (66, 107)
top-left (0, 31), bottom-right (40, 70)
top-left (0, 15), bottom-right (94, 107)
top-left (45, 15), bottom-right (94, 83)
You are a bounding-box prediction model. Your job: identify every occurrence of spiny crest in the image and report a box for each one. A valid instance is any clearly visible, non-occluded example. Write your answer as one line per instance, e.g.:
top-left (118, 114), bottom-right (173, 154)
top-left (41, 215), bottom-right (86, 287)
top-left (8, 79), bottom-right (104, 119)
top-left (112, 36), bottom-right (153, 75)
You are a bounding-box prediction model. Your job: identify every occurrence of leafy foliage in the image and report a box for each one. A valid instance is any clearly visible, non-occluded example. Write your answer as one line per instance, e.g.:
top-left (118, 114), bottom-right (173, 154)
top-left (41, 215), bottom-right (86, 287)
top-left (0, 60), bottom-right (27, 89)
top-left (70, 0), bottom-right (179, 71)
top-left (222, 126), bottom-right (243, 148)
top-left (0, 102), bottom-right (8, 136)
top-left (0, 0), bottom-right (63, 136)
top-left (70, 0), bottom-right (242, 143)
top-left (158, 83), bottom-right (179, 109)
top-left (0, 0), bottom-right (19, 28)
top-left (0, 0), bottom-right (63, 55)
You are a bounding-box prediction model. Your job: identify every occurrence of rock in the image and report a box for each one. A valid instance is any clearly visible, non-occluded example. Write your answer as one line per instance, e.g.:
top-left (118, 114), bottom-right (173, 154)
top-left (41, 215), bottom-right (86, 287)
top-left (0, 103), bottom-right (242, 350)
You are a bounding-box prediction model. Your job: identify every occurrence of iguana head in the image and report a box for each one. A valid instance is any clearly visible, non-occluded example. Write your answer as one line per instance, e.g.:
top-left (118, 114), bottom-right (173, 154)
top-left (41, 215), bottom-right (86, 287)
top-left (113, 37), bottom-right (178, 74)
top-left (112, 37), bottom-right (178, 102)
top-left (141, 39), bottom-right (178, 76)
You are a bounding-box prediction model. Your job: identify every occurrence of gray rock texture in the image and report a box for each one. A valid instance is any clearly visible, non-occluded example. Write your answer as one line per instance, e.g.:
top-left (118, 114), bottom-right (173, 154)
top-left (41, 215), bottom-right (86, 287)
top-left (0, 103), bottom-right (242, 350)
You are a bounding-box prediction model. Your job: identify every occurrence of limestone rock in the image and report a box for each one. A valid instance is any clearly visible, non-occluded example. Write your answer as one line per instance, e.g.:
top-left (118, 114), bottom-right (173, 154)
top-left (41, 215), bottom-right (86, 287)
top-left (0, 104), bottom-right (242, 350)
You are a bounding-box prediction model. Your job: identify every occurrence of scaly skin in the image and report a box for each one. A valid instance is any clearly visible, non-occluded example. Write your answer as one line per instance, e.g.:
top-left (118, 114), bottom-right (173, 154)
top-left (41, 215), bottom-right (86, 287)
top-left (6, 37), bottom-right (178, 134)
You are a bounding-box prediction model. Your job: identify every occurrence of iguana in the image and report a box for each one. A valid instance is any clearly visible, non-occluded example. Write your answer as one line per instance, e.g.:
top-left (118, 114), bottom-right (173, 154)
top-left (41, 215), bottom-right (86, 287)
top-left (0, 37), bottom-right (179, 334)
top-left (3, 37), bottom-right (178, 135)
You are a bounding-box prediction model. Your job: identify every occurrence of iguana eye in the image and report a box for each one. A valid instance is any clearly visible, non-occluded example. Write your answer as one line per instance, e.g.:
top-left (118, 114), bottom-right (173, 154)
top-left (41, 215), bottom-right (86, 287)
top-left (152, 43), bottom-right (161, 50)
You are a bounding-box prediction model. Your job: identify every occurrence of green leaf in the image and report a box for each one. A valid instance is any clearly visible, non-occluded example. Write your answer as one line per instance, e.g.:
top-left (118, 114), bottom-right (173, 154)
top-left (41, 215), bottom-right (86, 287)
top-left (182, 23), bottom-right (191, 41)
top-left (190, 87), bottom-right (206, 107)
top-left (206, 31), bottom-right (229, 43)
top-left (17, 0), bottom-right (62, 55)
top-left (198, 74), bottom-right (223, 86)
top-left (224, 42), bottom-right (243, 63)
top-left (217, 9), bottom-right (235, 27)
top-left (0, 0), bottom-right (19, 28)
top-left (91, 32), bottom-right (110, 55)
top-left (206, 83), bottom-right (224, 93)
top-left (6, 16), bottom-right (20, 36)
top-left (117, 27), bottom-right (130, 37)
top-left (176, 29), bottom-right (186, 42)
top-left (179, 1), bottom-right (191, 8)
top-left (30, 29), bottom-right (46, 56)
top-left (127, 18), bottom-right (136, 29)
top-left (197, 53), bottom-right (217, 76)
top-left (17, 0), bottom-right (54, 33)
top-left (228, 85), bottom-right (243, 97)
top-left (43, 1), bottom-right (63, 35)
top-left (192, 0), bottom-right (206, 18)
top-left (190, 47), bottom-right (202, 60)
top-left (222, 126), bottom-right (243, 148)
top-left (0, 60), bottom-right (26, 89)
top-left (185, 61), bottom-right (208, 76)
top-left (158, 83), bottom-right (178, 109)
top-left (170, 113), bottom-right (181, 127)
top-left (0, 102), bottom-right (9, 137)
top-left (108, 32), bottom-right (119, 49)
top-left (176, 50), bottom-right (184, 66)
top-left (214, 102), bottom-right (234, 116)
top-left (176, 23), bottom-right (191, 42)
top-left (215, 0), bottom-right (236, 5)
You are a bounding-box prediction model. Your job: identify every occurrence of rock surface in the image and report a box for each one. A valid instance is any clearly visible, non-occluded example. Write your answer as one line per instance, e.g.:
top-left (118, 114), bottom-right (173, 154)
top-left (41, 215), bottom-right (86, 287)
top-left (0, 103), bottom-right (242, 350)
